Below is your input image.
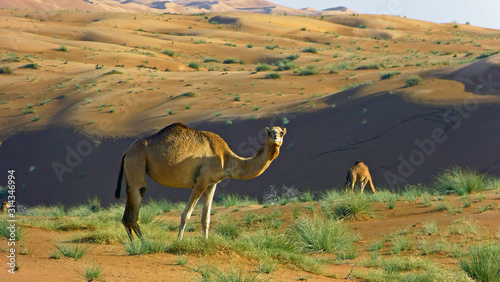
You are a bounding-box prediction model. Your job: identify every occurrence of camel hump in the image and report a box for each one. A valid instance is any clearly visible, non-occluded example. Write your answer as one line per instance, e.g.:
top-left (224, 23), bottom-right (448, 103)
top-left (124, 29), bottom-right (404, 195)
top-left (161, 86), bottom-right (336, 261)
top-left (353, 160), bottom-right (364, 166)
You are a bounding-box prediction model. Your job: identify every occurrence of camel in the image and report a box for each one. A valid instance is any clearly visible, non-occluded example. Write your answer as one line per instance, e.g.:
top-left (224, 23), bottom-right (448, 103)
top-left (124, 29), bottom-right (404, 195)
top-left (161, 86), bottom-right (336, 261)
top-left (345, 161), bottom-right (376, 193)
top-left (115, 122), bottom-right (286, 240)
top-left (1, 202), bottom-right (10, 213)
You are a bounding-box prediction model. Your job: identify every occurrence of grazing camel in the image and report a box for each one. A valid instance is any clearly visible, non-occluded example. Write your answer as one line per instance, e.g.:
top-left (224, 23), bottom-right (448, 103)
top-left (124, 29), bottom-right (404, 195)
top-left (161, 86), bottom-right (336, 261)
top-left (345, 161), bottom-right (376, 193)
top-left (1, 202), bottom-right (11, 213)
top-left (115, 122), bottom-right (286, 240)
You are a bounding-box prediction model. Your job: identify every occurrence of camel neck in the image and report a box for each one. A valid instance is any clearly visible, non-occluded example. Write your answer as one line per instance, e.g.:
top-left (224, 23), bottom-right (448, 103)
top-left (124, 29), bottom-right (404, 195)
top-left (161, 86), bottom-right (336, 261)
top-left (225, 142), bottom-right (280, 180)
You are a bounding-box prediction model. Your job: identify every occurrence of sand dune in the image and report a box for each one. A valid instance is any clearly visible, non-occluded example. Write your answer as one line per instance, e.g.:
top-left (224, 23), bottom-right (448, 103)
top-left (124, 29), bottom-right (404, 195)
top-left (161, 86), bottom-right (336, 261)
top-left (1, 8), bottom-right (500, 205)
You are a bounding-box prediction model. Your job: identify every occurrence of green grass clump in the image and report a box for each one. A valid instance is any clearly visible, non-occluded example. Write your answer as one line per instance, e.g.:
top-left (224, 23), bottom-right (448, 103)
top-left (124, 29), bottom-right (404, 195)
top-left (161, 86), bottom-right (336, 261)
top-left (0, 66), bottom-right (13, 74)
top-left (223, 58), bottom-right (245, 64)
top-left (103, 69), bottom-right (123, 75)
top-left (356, 62), bottom-right (383, 70)
top-left (459, 243), bottom-right (500, 282)
top-left (323, 193), bottom-right (374, 220)
top-left (294, 65), bottom-right (318, 76)
top-left (215, 193), bottom-right (258, 208)
top-left (265, 72), bottom-right (281, 79)
top-left (204, 57), bottom-right (220, 63)
top-left (20, 63), bottom-right (41, 69)
top-left (79, 263), bottom-right (102, 281)
top-left (139, 201), bottom-right (166, 224)
top-left (380, 71), bottom-right (401, 80)
top-left (162, 49), bottom-right (177, 57)
top-left (123, 238), bottom-right (168, 255)
top-left (53, 243), bottom-right (91, 260)
top-left (188, 62), bottom-right (199, 70)
top-left (255, 63), bottom-right (271, 72)
top-left (275, 60), bottom-right (298, 71)
top-left (433, 166), bottom-right (488, 195)
top-left (214, 219), bottom-right (241, 240)
top-left (197, 264), bottom-right (265, 282)
top-left (302, 47), bottom-right (318, 54)
top-left (173, 91), bottom-right (201, 99)
top-left (289, 216), bottom-right (356, 254)
top-left (57, 45), bottom-right (68, 52)
top-left (405, 75), bottom-right (423, 87)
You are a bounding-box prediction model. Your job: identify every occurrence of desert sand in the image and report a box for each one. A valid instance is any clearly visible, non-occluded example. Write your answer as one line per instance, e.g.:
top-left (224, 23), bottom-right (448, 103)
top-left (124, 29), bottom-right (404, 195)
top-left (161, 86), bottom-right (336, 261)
top-left (0, 3), bottom-right (500, 280)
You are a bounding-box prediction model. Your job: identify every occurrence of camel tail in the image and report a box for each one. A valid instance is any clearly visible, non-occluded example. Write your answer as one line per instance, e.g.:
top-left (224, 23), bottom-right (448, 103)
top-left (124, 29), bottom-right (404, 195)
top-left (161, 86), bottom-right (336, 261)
top-left (115, 154), bottom-right (126, 200)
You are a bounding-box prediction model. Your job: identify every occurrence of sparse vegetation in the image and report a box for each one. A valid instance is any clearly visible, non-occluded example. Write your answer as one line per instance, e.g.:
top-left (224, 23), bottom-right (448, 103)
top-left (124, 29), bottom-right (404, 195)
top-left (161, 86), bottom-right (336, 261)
top-left (405, 75), bottom-right (422, 87)
top-left (0, 66), bottom-right (13, 74)
top-left (294, 65), bottom-right (318, 76)
top-left (380, 71), bottom-right (401, 80)
top-left (223, 57), bottom-right (245, 64)
top-left (265, 72), bottom-right (281, 79)
top-left (173, 91), bottom-right (201, 99)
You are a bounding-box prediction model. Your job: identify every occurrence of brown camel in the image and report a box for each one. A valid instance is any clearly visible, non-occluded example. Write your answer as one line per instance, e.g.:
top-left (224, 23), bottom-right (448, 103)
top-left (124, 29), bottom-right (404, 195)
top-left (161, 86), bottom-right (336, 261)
top-left (115, 122), bottom-right (286, 240)
top-left (1, 202), bottom-right (10, 213)
top-left (345, 161), bottom-right (376, 193)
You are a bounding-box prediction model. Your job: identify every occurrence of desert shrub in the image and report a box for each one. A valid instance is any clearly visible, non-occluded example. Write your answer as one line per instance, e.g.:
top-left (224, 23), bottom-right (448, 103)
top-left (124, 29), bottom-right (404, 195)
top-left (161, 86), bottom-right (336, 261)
top-left (356, 62), bottom-right (383, 70)
top-left (197, 264), bottom-right (265, 282)
top-left (380, 71), bottom-right (401, 80)
top-left (335, 61), bottom-right (355, 71)
top-left (275, 60), bottom-right (298, 71)
top-left (20, 63), bottom-right (41, 69)
top-left (139, 202), bottom-right (165, 224)
top-left (433, 166), bottom-right (488, 195)
top-left (53, 243), bottom-right (91, 260)
top-left (294, 65), bottom-right (318, 76)
top-left (203, 57), bottom-right (220, 63)
top-left (215, 193), bottom-right (258, 207)
top-left (79, 263), bottom-right (102, 281)
top-left (173, 91), bottom-right (201, 99)
top-left (57, 45), bottom-right (68, 52)
top-left (459, 243), bottom-right (500, 282)
top-left (255, 63), bottom-right (271, 72)
top-left (298, 190), bottom-right (315, 202)
top-left (123, 238), bottom-right (168, 255)
top-left (323, 193), bottom-right (374, 220)
top-left (214, 219), bottom-right (241, 240)
top-left (265, 72), bottom-right (281, 79)
top-left (103, 69), bottom-right (123, 75)
top-left (405, 75), bottom-right (423, 87)
top-left (162, 49), bottom-right (176, 57)
top-left (302, 47), bottom-right (318, 54)
top-left (289, 216), bottom-right (356, 254)
top-left (188, 62), bottom-right (199, 70)
top-left (23, 204), bottom-right (66, 217)
top-left (0, 66), bottom-right (13, 74)
top-left (223, 57), bottom-right (245, 64)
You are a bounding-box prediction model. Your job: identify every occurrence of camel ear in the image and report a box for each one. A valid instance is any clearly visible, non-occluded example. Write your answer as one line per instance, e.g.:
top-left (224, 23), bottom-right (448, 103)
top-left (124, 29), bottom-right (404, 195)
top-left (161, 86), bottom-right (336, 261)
top-left (282, 128), bottom-right (287, 136)
top-left (265, 127), bottom-right (270, 133)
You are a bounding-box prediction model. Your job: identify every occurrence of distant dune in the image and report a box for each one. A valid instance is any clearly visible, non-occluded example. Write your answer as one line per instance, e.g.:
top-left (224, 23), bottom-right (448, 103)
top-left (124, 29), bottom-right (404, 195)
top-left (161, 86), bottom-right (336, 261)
top-left (0, 0), bottom-right (355, 15)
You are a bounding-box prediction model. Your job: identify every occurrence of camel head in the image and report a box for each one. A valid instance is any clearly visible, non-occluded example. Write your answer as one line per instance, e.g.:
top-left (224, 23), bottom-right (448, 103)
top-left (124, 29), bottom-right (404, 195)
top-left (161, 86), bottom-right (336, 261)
top-left (265, 126), bottom-right (286, 147)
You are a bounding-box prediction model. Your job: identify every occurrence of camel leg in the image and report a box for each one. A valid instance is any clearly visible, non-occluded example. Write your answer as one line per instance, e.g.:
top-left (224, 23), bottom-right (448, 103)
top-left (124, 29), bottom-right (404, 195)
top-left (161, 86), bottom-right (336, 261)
top-left (368, 178), bottom-right (376, 193)
top-left (201, 184), bottom-right (217, 239)
top-left (178, 187), bottom-right (205, 241)
top-left (122, 186), bottom-right (144, 240)
top-left (360, 180), bottom-right (367, 193)
top-left (121, 146), bottom-right (147, 240)
top-left (350, 177), bottom-right (356, 193)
